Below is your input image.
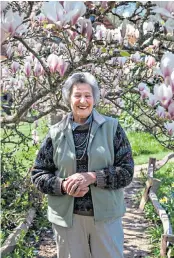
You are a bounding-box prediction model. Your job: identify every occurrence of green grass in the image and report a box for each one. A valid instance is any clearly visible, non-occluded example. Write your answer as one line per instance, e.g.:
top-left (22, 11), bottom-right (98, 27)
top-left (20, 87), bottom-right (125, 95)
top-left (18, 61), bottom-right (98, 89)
top-left (127, 131), bottom-right (171, 165)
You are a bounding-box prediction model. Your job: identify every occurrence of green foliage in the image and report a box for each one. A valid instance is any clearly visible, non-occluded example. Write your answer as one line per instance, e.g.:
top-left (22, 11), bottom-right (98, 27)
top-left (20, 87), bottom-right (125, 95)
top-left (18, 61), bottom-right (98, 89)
top-left (156, 164), bottom-right (174, 232)
top-left (127, 131), bottom-right (170, 157)
top-left (120, 50), bottom-right (131, 57)
top-left (1, 119), bottom-right (47, 248)
top-left (143, 163), bottom-right (174, 257)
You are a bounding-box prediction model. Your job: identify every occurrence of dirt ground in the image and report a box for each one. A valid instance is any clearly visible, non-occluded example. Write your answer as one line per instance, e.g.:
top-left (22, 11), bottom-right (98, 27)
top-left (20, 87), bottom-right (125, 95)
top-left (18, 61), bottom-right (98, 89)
top-left (37, 164), bottom-right (152, 258)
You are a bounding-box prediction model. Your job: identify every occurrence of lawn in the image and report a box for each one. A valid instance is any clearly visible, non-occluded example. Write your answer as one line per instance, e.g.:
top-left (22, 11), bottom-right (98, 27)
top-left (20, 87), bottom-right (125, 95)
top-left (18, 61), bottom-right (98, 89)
top-left (127, 131), bottom-right (171, 165)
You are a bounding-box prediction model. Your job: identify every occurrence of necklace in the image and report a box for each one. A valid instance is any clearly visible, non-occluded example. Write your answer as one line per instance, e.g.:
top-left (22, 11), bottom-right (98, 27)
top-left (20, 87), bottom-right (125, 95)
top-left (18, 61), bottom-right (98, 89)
top-left (75, 121), bottom-right (92, 161)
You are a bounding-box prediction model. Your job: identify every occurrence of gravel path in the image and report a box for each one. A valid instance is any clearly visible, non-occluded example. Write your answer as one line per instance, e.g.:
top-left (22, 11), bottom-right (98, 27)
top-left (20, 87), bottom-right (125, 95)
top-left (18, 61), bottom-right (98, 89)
top-left (37, 164), bottom-right (152, 258)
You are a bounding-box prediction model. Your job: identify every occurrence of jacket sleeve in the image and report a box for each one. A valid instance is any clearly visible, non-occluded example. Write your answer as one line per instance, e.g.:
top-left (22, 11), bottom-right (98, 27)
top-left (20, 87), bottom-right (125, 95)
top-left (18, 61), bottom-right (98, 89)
top-left (31, 133), bottom-right (64, 195)
top-left (95, 122), bottom-right (134, 189)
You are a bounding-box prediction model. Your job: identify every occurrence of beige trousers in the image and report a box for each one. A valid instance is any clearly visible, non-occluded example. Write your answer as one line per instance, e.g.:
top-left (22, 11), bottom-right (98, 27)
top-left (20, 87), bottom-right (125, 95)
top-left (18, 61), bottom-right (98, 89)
top-left (52, 214), bottom-right (124, 258)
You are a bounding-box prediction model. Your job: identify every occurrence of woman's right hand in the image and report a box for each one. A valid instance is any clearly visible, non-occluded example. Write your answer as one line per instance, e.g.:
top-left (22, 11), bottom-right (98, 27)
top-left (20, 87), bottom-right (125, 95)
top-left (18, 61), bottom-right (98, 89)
top-left (62, 180), bottom-right (89, 197)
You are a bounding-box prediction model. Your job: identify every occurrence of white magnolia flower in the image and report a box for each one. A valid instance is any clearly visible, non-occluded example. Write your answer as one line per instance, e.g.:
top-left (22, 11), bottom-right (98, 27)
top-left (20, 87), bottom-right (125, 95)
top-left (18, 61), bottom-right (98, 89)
top-left (164, 121), bottom-right (174, 136)
top-left (42, 1), bottom-right (86, 27)
top-left (168, 101), bottom-right (174, 119)
top-left (152, 1), bottom-right (174, 19)
top-left (154, 83), bottom-right (173, 107)
top-left (147, 93), bottom-right (157, 107)
top-left (156, 105), bottom-right (166, 118)
top-left (1, 8), bottom-right (24, 35)
top-left (160, 52), bottom-right (174, 78)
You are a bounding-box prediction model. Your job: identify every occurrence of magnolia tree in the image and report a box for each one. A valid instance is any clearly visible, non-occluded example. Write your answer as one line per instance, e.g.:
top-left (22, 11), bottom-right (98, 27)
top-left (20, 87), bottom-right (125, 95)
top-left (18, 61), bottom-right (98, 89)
top-left (1, 1), bottom-right (174, 150)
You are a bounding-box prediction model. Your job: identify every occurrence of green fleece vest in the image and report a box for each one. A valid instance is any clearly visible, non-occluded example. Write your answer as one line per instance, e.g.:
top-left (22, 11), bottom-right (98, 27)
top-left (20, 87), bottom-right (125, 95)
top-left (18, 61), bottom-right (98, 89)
top-left (48, 109), bottom-right (126, 227)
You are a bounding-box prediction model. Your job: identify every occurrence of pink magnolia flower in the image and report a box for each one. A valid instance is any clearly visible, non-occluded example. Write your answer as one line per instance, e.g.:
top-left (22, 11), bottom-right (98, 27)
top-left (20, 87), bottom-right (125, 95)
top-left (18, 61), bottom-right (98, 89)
top-left (101, 1), bottom-right (108, 9)
top-left (78, 18), bottom-right (93, 41)
top-left (154, 84), bottom-right (173, 108)
top-left (47, 54), bottom-right (59, 73)
top-left (170, 71), bottom-right (174, 93)
top-left (156, 106), bottom-right (166, 118)
top-left (165, 18), bottom-right (174, 34)
top-left (0, 1), bottom-right (8, 13)
top-left (168, 101), bottom-right (174, 119)
top-left (147, 93), bottom-right (157, 107)
top-left (67, 30), bottom-right (77, 41)
top-left (18, 43), bottom-right (24, 56)
top-left (164, 122), bottom-right (174, 136)
top-left (138, 83), bottom-right (147, 91)
top-left (42, 1), bottom-right (86, 27)
top-left (145, 56), bottom-right (156, 68)
top-left (57, 58), bottom-right (69, 77)
top-left (47, 54), bottom-right (68, 76)
top-left (140, 87), bottom-right (150, 99)
top-left (1, 8), bottom-right (24, 36)
top-left (64, 2), bottom-right (86, 26)
top-left (6, 44), bottom-right (12, 58)
top-left (131, 52), bottom-right (141, 63)
top-left (24, 62), bottom-right (31, 77)
top-left (0, 24), bottom-right (10, 44)
top-left (106, 30), bottom-right (113, 44)
top-left (95, 25), bottom-right (107, 40)
top-left (152, 1), bottom-right (174, 19)
top-left (34, 61), bottom-right (44, 77)
top-left (11, 61), bottom-right (20, 73)
top-left (160, 52), bottom-right (174, 79)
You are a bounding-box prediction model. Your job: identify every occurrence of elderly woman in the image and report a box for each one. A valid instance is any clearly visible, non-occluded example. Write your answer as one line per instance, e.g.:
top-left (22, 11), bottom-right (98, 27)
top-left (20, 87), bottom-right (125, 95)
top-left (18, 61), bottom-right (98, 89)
top-left (31, 72), bottom-right (134, 258)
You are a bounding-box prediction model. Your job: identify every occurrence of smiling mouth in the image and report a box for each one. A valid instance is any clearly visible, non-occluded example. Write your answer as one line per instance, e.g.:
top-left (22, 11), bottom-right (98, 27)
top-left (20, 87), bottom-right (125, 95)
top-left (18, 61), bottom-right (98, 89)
top-left (78, 106), bottom-right (88, 109)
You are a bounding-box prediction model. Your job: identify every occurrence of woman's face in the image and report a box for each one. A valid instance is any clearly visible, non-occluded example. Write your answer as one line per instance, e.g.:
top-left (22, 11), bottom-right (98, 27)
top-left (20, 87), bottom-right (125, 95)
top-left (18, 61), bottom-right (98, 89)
top-left (70, 83), bottom-right (94, 124)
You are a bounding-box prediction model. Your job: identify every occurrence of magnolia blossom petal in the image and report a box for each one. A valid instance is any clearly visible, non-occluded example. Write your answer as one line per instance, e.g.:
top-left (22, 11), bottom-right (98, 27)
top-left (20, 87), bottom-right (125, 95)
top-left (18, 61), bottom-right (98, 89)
top-left (57, 58), bottom-right (69, 77)
top-left (0, 25), bottom-right (10, 44)
top-left (24, 62), bottom-right (31, 77)
top-left (154, 83), bottom-right (173, 107)
top-left (64, 1), bottom-right (86, 25)
top-left (164, 121), bottom-right (174, 136)
top-left (156, 105), bottom-right (166, 118)
top-left (170, 71), bottom-right (174, 93)
top-left (0, 1), bottom-right (8, 12)
top-left (1, 8), bottom-right (23, 36)
top-left (47, 54), bottom-right (59, 73)
top-left (147, 93), bottom-right (157, 107)
top-left (168, 101), bottom-right (174, 119)
top-left (131, 52), bottom-right (141, 63)
top-left (145, 56), bottom-right (156, 68)
top-left (160, 52), bottom-right (174, 79)
top-left (11, 61), bottom-right (20, 73)
top-left (42, 2), bottom-right (63, 23)
top-left (34, 61), bottom-right (44, 77)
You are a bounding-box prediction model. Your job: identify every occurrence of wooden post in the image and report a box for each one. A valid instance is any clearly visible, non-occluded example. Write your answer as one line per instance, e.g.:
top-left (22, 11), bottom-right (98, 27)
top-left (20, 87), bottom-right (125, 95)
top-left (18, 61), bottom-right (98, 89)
top-left (139, 157), bottom-right (156, 210)
top-left (161, 234), bottom-right (167, 257)
top-left (0, 208), bottom-right (36, 257)
top-left (139, 178), bottom-right (153, 210)
top-left (151, 178), bottom-right (161, 194)
top-left (147, 158), bottom-right (156, 178)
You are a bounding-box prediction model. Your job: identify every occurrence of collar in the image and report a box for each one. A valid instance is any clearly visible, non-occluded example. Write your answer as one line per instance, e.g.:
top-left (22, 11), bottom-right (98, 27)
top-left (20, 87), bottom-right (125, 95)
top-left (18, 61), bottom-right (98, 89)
top-left (61, 108), bottom-right (106, 132)
top-left (70, 112), bottom-right (93, 131)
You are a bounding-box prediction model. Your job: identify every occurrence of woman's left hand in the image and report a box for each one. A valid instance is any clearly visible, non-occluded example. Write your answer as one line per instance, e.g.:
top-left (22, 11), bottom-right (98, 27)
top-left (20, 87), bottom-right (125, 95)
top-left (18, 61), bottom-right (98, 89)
top-left (65, 172), bottom-right (96, 196)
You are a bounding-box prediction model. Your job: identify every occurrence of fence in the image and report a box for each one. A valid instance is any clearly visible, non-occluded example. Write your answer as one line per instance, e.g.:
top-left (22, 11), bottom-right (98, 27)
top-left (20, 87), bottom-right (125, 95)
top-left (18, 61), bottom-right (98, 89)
top-left (139, 153), bottom-right (174, 257)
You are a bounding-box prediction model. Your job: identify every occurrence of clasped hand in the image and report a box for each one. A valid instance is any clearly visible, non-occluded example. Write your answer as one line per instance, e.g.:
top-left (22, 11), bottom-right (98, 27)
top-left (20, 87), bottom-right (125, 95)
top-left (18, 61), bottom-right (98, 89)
top-left (62, 172), bottom-right (96, 197)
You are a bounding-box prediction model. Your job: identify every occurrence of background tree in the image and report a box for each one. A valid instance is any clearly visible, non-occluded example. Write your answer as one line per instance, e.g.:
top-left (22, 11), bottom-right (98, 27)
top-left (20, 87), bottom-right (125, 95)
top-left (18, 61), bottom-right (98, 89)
top-left (1, 1), bottom-right (174, 147)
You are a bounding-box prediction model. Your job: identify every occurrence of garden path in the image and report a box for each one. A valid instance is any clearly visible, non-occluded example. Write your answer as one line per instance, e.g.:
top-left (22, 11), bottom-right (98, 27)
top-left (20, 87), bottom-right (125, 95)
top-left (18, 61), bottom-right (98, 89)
top-left (37, 164), bottom-right (152, 258)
